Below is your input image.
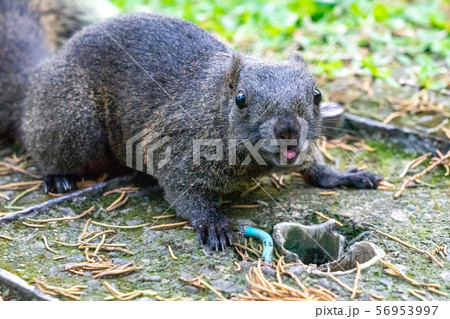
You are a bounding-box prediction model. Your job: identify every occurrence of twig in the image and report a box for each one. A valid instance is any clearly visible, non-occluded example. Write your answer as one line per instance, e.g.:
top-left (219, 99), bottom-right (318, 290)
top-left (0, 161), bottom-right (41, 179)
top-left (26, 206), bottom-right (94, 223)
top-left (168, 245), bottom-right (178, 260)
top-left (5, 184), bottom-right (41, 208)
top-left (408, 289), bottom-right (427, 301)
top-left (319, 191), bottom-right (336, 196)
top-left (328, 271), bottom-right (362, 295)
top-left (315, 211), bottom-right (344, 227)
top-left (152, 214), bottom-right (176, 220)
top-left (42, 235), bottom-right (58, 254)
top-left (394, 150), bottom-right (450, 199)
top-left (351, 261), bottom-right (361, 298)
top-left (22, 222), bottom-right (46, 228)
top-left (0, 181), bottom-right (42, 191)
top-left (0, 193), bottom-right (10, 201)
top-left (399, 153), bottom-right (432, 178)
top-left (379, 259), bottom-right (440, 289)
top-left (376, 230), bottom-right (444, 268)
top-left (33, 278), bottom-right (86, 300)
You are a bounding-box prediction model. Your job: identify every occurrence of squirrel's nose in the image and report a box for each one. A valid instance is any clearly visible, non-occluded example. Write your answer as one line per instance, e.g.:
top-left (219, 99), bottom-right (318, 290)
top-left (273, 118), bottom-right (300, 140)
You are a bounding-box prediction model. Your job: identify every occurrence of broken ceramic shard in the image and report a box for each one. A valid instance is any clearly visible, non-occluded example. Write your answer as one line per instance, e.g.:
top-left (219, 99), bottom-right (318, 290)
top-left (314, 241), bottom-right (386, 275)
top-left (273, 220), bottom-right (344, 264)
top-left (273, 220), bottom-right (385, 275)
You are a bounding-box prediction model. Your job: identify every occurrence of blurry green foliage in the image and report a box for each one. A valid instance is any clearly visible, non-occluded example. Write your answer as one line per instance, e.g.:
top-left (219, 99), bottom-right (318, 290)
top-left (108, 0), bottom-right (449, 88)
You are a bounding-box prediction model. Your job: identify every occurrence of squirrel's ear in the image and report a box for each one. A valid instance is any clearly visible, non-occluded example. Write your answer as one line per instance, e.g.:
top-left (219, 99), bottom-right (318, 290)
top-left (288, 51), bottom-right (306, 67)
top-left (225, 52), bottom-right (242, 91)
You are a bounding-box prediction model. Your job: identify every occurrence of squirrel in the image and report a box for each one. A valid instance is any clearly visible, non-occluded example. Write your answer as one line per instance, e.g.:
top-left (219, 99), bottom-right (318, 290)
top-left (0, 0), bottom-right (382, 250)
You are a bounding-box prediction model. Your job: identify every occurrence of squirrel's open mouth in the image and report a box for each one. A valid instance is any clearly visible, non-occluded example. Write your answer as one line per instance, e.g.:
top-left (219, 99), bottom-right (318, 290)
top-left (278, 140), bottom-right (310, 165)
top-left (283, 148), bottom-right (297, 160)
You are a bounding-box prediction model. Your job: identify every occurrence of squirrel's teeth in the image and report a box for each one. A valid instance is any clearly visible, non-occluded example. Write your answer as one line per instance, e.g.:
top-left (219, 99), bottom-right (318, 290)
top-left (284, 149), bottom-right (297, 160)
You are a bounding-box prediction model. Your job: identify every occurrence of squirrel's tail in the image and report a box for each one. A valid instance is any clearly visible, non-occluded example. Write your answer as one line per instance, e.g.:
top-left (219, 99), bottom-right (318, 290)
top-left (0, 0), bottom-right (86, 136)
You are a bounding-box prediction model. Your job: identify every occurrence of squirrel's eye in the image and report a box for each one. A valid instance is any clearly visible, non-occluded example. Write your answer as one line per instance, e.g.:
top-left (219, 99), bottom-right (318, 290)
top-left (313, 89), bottom-right (322, 105)
top-left (236, 90), bottom-right (247, 109)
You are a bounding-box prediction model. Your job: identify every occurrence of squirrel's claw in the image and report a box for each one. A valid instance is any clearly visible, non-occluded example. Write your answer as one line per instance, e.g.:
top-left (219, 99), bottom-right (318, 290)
top-left (43, 175), bottom-right (77, 194)
top-left (194, 215), bottom-right (233, 251)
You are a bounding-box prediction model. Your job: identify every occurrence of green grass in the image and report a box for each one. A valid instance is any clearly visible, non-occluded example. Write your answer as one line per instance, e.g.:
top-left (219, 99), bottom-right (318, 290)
top-left (108, 0), bottom-right (449, 90)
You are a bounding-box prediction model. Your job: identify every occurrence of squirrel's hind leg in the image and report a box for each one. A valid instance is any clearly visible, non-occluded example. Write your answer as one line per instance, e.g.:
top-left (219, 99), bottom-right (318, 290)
top-left (22, 69), bottom-right (111, 195)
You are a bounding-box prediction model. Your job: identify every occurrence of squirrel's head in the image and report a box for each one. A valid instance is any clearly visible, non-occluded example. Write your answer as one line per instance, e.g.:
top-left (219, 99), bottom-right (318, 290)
top-left (225, 51), bottom-right (322, 167)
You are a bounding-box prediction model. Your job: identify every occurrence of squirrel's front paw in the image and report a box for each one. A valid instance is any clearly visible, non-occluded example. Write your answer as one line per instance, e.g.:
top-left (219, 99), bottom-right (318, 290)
top-left (43, 175), bottom-right (78, 194)
top-left (193, 214), bottom-right (233, 251)
top-left (343, 168), bottom-right (382, 189)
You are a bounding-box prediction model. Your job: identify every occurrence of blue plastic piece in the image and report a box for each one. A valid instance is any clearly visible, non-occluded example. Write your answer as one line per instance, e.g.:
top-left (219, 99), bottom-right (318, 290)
top-left (242, 226), bottom-right (273, 263)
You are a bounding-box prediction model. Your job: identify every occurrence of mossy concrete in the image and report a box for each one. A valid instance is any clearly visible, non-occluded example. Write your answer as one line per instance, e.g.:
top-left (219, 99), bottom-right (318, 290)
top-left (0, 138), bottom-right (449, 301)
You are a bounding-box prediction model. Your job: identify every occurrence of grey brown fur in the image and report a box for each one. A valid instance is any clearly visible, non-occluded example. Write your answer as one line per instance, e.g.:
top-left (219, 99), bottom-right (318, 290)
top-left (0, 0), bottom-right (86, 136)
top-left (0, 0), bottom-right (381, 249)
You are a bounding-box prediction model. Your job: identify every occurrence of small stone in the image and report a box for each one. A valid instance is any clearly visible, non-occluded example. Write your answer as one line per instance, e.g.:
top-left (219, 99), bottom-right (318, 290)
top-left (418, 193), bottom-right (430, 198)
top-left (139, 297), bottom-right (155, 301)
top-left (184, 286), bottom-right (198, 294)
top-left (317, 278), bottom-right (331, 290)
top-left (211, 279), bottom-right (237, 293)
top-left (87, 280), bottom-right (100, 289)
top-left (380, 277), bottom-right (393, 287)
top-left (143, 230), bottom-right (163, 245)
top-left (256, 200), bottom-right (269, 207)
top-left (72, 196), bottom-right (86, 203)
top-left (112, 258), bottom-right (131, 266)
top-left (58, 207), bottom-right (75, 217)
top-left (148, 275), bottom-right (161, 282)
top-left (406, 204), bottom-right (416, 212)
top-left (391, 209), bottom-right (408, 222)
top-left (261, 265), bottom-right (276, 276)
top-left (156, 245), bottom-right (167, 252)
top-left (288, 265), bottom-right (306, 275)
top-left (440, 271), bottom-right (450, 282)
